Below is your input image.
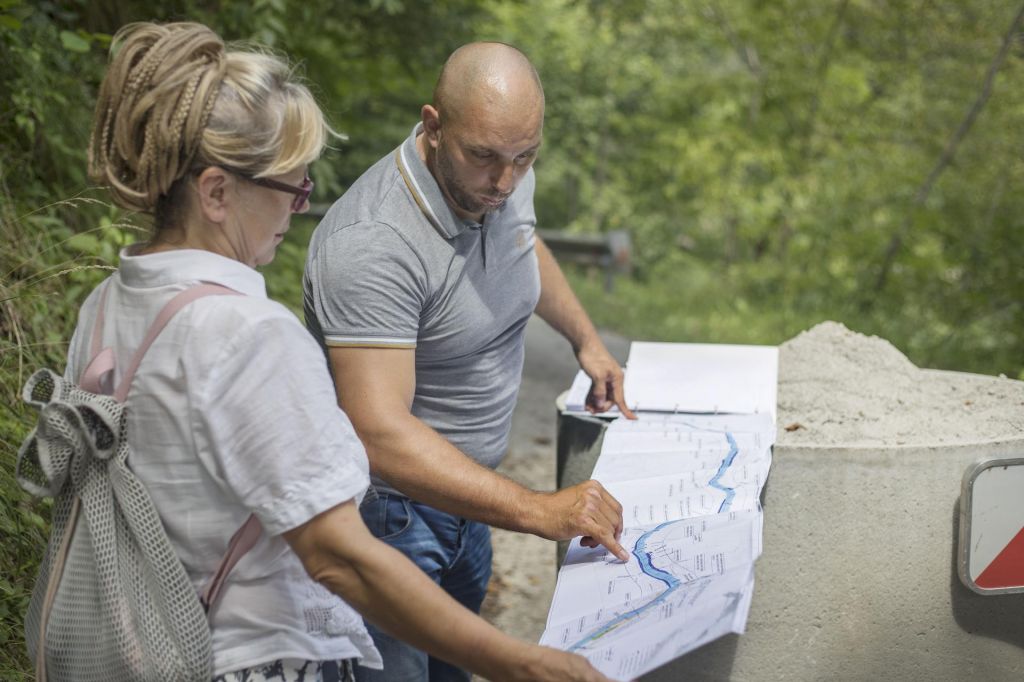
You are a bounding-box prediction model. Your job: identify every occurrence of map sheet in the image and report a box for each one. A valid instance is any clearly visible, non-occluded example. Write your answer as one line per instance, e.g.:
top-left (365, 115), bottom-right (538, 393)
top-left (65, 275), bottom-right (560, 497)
top-left (541, 412), bottom-right (775, 680)
top-left (563, 343), bottom-right (779, 419)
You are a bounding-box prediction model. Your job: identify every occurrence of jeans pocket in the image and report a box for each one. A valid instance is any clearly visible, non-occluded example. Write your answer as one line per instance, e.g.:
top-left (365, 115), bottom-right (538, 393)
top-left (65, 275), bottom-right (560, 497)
top-left (365, 495), bottom-right (414, 541)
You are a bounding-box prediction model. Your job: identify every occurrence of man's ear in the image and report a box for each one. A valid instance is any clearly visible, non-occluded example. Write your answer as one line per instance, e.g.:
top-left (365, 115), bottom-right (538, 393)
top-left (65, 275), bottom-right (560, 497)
top-left (421, 104), bottom-right (442, 150)
top-left (195, 166), bottom-right (232, 223)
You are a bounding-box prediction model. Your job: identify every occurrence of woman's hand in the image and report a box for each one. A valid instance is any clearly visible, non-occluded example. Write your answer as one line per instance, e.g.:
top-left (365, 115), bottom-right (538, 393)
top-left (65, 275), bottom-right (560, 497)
top-left (514, 644), bottom-right (617, 682)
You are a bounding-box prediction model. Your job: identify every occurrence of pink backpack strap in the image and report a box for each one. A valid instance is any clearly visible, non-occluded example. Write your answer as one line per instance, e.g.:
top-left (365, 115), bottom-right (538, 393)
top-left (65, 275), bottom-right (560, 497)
top-left (81, 281), bottom-right (115, 394)
top-left (113, 283), bottom-right (241, 402)
top-left (80, 280), bottom-right (263, 614)
top-left (200, 514), bottom-right (263, 612)
top-left (80, 281), bottom-right (241, 397)
top-left (89, 279), bottom-right (113, 358)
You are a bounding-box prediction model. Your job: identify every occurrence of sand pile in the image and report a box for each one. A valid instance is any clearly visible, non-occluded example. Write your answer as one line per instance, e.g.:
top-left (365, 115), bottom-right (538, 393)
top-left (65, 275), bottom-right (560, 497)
top-left (776, 321), bottom-right (1024, 448)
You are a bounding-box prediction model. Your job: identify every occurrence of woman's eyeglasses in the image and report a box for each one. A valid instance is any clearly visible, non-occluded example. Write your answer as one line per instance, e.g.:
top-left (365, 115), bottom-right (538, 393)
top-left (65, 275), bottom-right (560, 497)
top-left (221, 167), bottom-right (314, 212)
top-left (247, 174), bottom-right (313, 212)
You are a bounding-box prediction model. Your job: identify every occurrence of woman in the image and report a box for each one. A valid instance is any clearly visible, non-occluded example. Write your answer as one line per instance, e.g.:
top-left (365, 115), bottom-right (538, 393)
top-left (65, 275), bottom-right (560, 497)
top-left (73, 21), bottom-right (609, 682)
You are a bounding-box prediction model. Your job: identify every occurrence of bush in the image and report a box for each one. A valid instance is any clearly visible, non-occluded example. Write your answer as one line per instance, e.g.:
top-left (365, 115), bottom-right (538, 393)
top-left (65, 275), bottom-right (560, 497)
top-left (0, 187), bottom-right (131, 675)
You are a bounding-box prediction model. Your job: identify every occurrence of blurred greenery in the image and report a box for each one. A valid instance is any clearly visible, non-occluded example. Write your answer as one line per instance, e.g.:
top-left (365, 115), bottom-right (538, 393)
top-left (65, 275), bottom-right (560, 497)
top-left (3, 0), bottom-right (1023, 676)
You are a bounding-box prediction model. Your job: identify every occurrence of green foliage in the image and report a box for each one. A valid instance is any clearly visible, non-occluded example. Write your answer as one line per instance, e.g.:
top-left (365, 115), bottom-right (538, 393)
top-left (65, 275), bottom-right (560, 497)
top-left (0, 4), bottom-right (488, 674)
top-left (1, 5), bottom-right (118, 673)
top-left (487, 0), bottom-right (1024, 377)
top-left (262, 216), bottom-right (316, 314)
top-left (0, 2), bottom-right (106, 213)
top-left (0, 191), bottom-right (122, 676)
top-left (3, 1), bottom-right (1024, 677)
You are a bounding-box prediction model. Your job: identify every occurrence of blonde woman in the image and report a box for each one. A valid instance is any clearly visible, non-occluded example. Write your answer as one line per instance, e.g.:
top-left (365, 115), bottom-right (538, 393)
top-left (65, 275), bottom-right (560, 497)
top-left (71, 21), bottom-right (610, 682)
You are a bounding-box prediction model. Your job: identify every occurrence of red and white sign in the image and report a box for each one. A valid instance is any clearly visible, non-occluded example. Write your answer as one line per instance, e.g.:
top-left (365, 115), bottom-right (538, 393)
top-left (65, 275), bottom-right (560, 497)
top-left (959, 458), bottom-right (1024, 595)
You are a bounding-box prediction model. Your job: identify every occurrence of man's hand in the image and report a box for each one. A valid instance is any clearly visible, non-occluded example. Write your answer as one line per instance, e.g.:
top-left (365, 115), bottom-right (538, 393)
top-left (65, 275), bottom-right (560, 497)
top-left (577, 341), bottom-right (637, 419)
top-left (529, 480), bottom-right (630, 562)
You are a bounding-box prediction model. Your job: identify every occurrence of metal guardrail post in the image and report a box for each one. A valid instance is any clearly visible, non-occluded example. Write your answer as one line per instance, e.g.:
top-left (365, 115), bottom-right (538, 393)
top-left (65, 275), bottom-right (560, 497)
top-left (537, 229), bottom-right (631, 292)
top-left (303, 205), bottom-right (632, 291)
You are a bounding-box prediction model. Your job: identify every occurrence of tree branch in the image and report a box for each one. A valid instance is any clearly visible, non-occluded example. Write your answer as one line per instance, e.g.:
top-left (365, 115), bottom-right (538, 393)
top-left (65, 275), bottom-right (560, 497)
top-left (707, 1), bottom-right (764, 122)
top-left (801, 0), bottom-right (851, 157)
top-left (872, 2), bottom-right (1024, 294)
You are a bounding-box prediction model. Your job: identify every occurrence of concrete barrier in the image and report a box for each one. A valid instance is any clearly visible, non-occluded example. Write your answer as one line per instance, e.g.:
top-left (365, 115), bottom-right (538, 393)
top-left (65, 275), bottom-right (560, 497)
top-left (555, 406), bottom-right (1024, 680)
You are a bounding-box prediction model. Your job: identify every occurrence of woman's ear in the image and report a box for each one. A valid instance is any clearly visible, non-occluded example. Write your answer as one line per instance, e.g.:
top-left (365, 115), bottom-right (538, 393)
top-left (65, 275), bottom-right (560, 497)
top-left (195, 167), bottom-right (232, 223)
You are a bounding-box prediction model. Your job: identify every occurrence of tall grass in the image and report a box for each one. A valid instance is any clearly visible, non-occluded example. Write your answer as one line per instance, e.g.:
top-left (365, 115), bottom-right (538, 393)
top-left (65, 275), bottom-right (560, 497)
top-left (0, 186), bottom-right (130, 678)
top-left (568, 252), bottom-right (1024, 380)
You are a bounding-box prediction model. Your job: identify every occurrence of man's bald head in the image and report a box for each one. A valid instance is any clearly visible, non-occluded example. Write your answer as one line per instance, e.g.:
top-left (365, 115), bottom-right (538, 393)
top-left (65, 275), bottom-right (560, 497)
top-left (433, 42), bottom-right (545, 128)
top-left (418, 42), bottom-right (545, 221)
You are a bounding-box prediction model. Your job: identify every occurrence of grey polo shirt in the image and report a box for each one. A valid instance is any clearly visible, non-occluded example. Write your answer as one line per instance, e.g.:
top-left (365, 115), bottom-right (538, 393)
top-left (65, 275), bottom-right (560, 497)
top-left (303, 124), bottom-right (541, 496)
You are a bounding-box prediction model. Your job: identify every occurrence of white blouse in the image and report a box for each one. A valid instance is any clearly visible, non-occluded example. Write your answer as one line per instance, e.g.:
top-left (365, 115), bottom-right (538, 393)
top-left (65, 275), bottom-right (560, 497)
top-left (65, 247), bottom-right (382, 675)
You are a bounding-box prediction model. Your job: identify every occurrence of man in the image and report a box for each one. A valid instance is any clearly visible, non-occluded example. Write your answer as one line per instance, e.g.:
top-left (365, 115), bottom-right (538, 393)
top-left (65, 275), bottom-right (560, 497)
top-left (303, 42), bottom-right (635, 682)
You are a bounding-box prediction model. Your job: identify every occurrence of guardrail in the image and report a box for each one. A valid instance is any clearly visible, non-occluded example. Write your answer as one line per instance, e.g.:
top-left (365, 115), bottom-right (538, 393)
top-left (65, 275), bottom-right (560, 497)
top-left (537, 229), bottom-right (631, 292)
top-left (303, 204), bottom-right (631, 292)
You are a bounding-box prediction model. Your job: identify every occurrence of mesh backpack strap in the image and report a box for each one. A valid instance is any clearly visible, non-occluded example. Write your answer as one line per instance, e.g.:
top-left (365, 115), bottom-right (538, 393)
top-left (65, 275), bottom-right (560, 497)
top-left (81, 281), bottom-right (243, 398)
top-left (34, 496), bottom-right (82, 682)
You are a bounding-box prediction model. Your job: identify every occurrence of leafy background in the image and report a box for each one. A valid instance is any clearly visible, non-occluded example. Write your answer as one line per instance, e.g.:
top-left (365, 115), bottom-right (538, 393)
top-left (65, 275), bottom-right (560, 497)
top-left (2, 0), bottom-right (1023, 676)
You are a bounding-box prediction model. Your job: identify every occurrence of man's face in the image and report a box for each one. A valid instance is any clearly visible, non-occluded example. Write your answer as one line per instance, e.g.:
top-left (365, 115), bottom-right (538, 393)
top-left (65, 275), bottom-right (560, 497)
top-left (431, 108), bottom-right (543, 221)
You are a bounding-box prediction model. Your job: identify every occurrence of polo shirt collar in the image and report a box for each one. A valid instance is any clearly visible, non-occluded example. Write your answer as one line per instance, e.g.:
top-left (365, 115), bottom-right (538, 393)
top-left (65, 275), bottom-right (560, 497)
top-left (117, 246), bottom-right (268, 298)
top-left (396, 123), bottom-right (468, 239)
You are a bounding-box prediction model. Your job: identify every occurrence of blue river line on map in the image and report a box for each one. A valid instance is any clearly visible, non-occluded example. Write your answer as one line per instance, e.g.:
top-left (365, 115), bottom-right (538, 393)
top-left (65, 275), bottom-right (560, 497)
top-left (708, 433), bottom-right (740, 512)
top-left (567, 432), bottom-right (740, 651)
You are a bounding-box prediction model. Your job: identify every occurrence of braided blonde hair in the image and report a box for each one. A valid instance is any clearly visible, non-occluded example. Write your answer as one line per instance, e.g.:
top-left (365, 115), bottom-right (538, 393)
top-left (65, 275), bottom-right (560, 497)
top-left (88, 22), bottom-right (329, 227)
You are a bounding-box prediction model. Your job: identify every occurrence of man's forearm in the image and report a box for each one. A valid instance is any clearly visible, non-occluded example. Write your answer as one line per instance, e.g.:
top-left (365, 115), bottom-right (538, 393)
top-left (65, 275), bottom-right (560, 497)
top-left (329, 341), bottom-right (628, 556)
top-left (361, 409), bottom-right (543, 533)
top-left (361, 410), bottom-right (625, 558)
top-left (532, 236), bottom-right (635, 418)
top-left (533, 236), bottom-right (602, 354)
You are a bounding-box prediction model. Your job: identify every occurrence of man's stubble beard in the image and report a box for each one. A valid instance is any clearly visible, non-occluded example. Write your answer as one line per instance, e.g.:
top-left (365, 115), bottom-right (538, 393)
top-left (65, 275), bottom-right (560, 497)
top-left (436, 141), bottom-right (509, 218)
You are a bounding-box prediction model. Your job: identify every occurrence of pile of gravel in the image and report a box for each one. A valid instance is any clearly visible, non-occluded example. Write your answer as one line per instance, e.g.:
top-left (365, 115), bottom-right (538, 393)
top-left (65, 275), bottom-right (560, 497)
top-left (776, 321), bottom-right (1024, 448)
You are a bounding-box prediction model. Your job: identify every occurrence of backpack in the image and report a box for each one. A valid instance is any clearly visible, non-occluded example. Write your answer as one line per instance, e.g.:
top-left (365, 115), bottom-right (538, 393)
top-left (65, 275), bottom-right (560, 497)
top-left (16, 281), bottom-right (262, 682)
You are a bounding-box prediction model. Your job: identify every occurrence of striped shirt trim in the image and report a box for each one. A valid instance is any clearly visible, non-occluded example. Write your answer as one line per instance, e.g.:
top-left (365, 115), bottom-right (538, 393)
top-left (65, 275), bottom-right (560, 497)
top-left (396, 146), bottom-right (451, 238)
top-left (325, 334), bottom-right (417, 349)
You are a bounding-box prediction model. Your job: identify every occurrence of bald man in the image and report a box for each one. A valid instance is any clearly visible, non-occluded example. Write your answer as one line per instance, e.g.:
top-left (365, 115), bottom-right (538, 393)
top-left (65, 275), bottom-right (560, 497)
top-left (303, 43), bottom-right (634, 682)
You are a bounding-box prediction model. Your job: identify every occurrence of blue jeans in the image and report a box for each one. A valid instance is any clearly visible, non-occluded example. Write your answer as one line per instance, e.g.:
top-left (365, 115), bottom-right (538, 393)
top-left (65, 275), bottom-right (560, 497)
top-left (354, 494), bottom-right (492, 682)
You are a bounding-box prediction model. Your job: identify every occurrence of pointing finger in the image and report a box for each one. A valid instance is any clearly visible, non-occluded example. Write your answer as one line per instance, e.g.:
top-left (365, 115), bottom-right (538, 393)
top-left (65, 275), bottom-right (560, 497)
top-left (610, 374), bottom-right (637, 419)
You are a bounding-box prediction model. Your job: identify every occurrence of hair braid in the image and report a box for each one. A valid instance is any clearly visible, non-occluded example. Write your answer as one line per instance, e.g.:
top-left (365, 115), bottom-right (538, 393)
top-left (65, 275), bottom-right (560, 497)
top-left (182, 52), bottom-right (227, 173)
top-left (89, 22), bottom-right (227, 213)
top-left (88, 21), bottom-right (332, 228)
